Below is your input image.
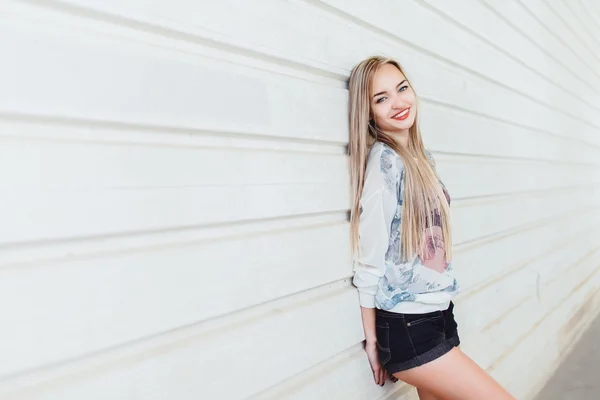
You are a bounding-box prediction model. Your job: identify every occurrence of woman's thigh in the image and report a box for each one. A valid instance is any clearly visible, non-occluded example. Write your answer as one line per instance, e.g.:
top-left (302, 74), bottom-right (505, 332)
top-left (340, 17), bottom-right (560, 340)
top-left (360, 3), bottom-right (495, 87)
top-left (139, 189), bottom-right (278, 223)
top-left (392, 347), bottom-right (515, 400)
top-left (416, 387), bottom-right (439, 400)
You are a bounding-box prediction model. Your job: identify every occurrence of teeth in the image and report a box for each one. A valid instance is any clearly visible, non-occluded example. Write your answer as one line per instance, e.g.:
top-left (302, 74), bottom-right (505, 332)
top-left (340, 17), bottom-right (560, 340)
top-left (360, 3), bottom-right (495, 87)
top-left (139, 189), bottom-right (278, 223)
top-left (394, 109), bottom-right (409, 118)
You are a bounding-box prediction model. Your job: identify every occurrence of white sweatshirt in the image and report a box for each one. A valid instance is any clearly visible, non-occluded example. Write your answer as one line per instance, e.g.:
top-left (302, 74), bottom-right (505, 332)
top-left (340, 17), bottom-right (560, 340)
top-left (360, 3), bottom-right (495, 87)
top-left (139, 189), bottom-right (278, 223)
top-left (352, 142), bottom-right (460, 314)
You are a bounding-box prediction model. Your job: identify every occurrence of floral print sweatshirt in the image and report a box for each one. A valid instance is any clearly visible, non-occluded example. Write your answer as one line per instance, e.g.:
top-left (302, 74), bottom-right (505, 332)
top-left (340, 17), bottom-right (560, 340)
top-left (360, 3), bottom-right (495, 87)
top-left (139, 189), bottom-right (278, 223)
top-left (352, 142), bottom-right (460, 314)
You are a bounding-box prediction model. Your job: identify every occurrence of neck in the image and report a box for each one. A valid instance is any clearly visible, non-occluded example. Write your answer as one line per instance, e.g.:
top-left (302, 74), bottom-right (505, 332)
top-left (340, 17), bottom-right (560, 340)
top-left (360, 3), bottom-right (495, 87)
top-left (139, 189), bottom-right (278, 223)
top-left (391, 129), bottom-right (410, 148)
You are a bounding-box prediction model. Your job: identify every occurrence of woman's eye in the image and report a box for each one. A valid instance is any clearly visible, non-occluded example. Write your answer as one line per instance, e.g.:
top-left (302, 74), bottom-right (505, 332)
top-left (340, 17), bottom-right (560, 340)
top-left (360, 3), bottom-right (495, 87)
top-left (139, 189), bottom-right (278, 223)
top-left (376, 97), bottom-right (386, 104)
top-left (398, 85), bottom-right (408, 92)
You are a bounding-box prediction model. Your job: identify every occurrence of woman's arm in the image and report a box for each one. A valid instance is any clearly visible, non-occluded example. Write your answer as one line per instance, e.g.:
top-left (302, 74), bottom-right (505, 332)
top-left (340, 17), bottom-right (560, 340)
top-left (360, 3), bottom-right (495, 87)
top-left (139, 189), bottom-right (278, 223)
top-left (352, 187), bottom-right (395, 307)
top-left (360, 306), bottom-right (377, 344)
top-left (360, 306), bottom-right (389, 386)
top-left (352, 149), bottom-right (400, 385)
top-left (353, 159), bottom-right (398, 308)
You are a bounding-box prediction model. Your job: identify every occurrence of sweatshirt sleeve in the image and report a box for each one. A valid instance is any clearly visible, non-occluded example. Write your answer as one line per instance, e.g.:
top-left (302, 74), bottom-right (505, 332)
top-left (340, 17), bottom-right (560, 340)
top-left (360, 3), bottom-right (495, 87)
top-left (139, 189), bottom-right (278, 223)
top-left (352, 147), bottom-right (399, 308)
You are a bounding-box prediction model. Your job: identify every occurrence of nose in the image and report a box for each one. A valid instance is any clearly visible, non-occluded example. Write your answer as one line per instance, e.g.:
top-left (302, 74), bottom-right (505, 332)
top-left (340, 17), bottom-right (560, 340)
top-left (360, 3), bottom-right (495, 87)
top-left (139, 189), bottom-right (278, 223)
top-left (391, 93), bottom-right (407, 110)
top-left (391, 101), bottom-right (407, 110)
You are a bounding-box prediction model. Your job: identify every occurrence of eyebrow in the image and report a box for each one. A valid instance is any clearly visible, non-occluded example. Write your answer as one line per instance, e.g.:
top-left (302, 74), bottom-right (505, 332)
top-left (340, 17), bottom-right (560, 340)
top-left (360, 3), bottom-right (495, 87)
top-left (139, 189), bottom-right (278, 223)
top-left (373, 80), bottom-right (407, 98)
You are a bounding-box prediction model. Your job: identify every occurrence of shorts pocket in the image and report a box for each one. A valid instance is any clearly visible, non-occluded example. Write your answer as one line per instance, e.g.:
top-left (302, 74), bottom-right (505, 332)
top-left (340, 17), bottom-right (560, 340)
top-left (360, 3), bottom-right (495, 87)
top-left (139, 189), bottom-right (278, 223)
top-left (404, 312), bottom-right (446, 354)
top-left (375, 322), bottom-right (392, 365)
top-left (405, 312), bottom-right (443, 327)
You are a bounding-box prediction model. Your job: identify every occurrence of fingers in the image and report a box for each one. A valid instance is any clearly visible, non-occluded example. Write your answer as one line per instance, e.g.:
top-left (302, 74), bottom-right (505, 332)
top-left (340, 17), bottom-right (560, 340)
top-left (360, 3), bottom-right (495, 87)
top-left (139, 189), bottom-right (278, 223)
top-left (370, 363), bottom-right (398, 386)
top-left (372, 366), bottom-right (383, 386)
top-left (372, 367), bottom-right (380, 385)
top-left (373, 368), bottom-right (399, 386)
top-left (380, 368), bottom-right (387, 386)
top-left (373, 366), bottom-right (387, 386)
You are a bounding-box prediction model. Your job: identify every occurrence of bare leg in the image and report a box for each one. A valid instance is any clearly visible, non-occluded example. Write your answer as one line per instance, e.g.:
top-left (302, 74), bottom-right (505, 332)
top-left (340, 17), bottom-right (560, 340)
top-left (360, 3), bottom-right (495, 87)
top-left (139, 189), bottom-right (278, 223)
top-left (417, 345), bottom-right (458, 400)
top-left (393, 347), bottom-right (515, 400)
top-left (417, 387), bottom-right (440, 400)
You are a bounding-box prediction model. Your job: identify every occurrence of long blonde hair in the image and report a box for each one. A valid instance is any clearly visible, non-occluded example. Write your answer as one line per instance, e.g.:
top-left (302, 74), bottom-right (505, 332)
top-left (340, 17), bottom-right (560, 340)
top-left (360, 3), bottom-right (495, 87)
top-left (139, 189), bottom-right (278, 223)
top-left (348, 56), bottom-right (452, 262)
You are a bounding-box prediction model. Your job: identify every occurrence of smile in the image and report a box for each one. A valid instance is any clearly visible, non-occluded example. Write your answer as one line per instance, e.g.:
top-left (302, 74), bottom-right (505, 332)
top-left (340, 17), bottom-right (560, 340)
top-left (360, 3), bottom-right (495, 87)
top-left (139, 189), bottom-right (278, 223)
top-left (392, 108), bottom-right (410, 120)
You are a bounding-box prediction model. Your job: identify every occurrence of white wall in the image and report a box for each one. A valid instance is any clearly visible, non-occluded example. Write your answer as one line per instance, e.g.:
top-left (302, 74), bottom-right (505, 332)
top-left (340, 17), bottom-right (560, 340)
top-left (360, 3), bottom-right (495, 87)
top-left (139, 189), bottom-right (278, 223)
top-left (1, 0), bottom-right (600, 399)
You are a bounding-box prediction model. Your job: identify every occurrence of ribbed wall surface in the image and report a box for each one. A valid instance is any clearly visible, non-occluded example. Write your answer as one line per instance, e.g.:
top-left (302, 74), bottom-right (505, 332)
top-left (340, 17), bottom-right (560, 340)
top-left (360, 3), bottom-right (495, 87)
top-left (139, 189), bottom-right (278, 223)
top-left (1, 1), bottom-right (599, 399)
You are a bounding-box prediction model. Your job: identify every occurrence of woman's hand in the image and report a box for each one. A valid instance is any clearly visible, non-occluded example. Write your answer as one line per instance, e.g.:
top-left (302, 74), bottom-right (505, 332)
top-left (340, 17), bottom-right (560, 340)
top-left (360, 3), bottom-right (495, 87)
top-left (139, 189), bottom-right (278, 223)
top-left (365, 341), bottom-right (397, 386)
top-left (359, 307), bottom-right (398, 386)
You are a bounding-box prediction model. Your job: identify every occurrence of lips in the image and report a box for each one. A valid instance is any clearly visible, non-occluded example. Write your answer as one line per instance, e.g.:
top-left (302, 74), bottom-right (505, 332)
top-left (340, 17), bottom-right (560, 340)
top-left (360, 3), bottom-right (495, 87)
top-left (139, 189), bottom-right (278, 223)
top-left (392, 108), bottom-right (410, 121)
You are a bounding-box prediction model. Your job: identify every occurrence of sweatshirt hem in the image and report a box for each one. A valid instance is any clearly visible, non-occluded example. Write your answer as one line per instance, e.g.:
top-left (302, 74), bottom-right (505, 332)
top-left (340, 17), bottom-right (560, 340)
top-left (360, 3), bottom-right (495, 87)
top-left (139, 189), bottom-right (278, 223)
top-left (383, 299), bottom-right (451, 314)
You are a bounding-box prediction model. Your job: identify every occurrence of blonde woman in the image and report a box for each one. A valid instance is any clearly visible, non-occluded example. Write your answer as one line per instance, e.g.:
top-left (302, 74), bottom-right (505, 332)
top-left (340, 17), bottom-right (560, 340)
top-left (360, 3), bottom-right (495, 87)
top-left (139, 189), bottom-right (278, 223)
top-left (349, 56), bottom-right (515, 400)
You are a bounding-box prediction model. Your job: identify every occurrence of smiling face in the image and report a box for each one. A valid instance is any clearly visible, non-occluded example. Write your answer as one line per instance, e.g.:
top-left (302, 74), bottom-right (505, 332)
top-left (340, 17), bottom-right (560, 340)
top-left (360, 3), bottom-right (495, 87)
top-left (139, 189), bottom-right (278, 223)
top-left (370, 63), bottom-right (417, 136)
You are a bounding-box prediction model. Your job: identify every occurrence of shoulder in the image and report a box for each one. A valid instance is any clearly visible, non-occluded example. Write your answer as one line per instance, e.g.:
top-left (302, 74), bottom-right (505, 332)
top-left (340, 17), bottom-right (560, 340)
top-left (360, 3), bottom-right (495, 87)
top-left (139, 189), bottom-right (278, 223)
top-left (364, 142), bottom-right (403, 193)
top-left (368, 142), bottom-right (404, 173)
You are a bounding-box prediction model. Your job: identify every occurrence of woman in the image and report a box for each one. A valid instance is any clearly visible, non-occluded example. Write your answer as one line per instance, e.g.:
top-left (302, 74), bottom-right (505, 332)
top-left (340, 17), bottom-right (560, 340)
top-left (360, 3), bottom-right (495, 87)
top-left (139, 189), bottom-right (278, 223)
top-left (348, 56), bottom-right (515, 400)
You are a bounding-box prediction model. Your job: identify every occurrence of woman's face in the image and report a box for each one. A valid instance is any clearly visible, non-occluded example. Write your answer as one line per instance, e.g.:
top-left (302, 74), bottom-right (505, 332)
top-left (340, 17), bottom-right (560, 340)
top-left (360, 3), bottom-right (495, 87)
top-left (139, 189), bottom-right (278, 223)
top-left (370, 63), bottom-right (417, 135)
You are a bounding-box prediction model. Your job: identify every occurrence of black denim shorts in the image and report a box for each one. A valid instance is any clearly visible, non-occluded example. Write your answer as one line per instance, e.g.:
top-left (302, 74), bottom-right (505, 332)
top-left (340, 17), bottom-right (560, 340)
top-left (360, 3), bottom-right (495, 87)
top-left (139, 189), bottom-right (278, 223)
top-left (375, 301), bottom-right (460, 374)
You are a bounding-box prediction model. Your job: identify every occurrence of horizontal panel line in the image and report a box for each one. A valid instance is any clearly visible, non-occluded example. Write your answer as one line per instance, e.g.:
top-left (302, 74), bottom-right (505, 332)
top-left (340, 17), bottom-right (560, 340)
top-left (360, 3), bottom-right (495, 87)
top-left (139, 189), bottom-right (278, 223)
top-left (19, 0), bottom-right (347, 84)
top-left (520, 309), bottom-right (597, 399)
top-left (545, 1), bottom-right (600, 66)
top-left (5, 110), bottom-right (600, 165)
top-left (0, 133), bottom-right (347, 156)
top-left (515, 0), bottom-right (600, 84)
top-left (544, 253), bottom-right (600, 289)
top-left (248, 342), bottom-right (403, 400)
top-left (380, 384), bottom-right (415, 400)
top-left (1, 114), bottom-right (597, 165)
top-left (477, 292), bottom-right (533, 336)
top-left (452, 183), bottom-right (600, 204)
top-left (253, 340), bottom-right (412, 400)
top-left (0, 111), bottom-right (348, 148)
top-left (0, 210), bottom-right (348, 267)
top-left (3, 185), bottom-right (598, 266)
top-left (577, 0), bottom-right (600, 31)
top-left (424, 98), bottom-right (600, 153)
top-left (435, 150), bottom-right (600, 167)
top-left (256, 230), bottom-right (600, 400)
top-left (6, 181), bottom-right (345, 192)
top-left (298, 0), bottom-right (600, 135)
top-left (3, 220), bottom-right (598, 387)
top-left (4, 106), bottom-right (600, 165)
top-left (417, 0), bottom-right (600, 106)
top-left (479, 0), bottom-right (600, 96)
top-left (0, 278), bottom-right (354, 387)
top-left (0, 209), bottom-right (347, 246)
top-left (482, 0), bottom-right (600, 96)
top-left (4, 181), bottom-right (599, 195)
top-left (477, 268), bottom-right (600, 384)
top-left (9, 198), bottom-right (592, 280)
top-left (583, 0), bottom-right (600, 25)
top-left (19, 0), bottom-right (600, 146)
top-left (542, 0), bottom-right (600, 74)
top-left (454, 205), bottom-right (600, 252)
top-left (249, 343), bottom-right (361, 399)
top-left (457, 223), bottom-right (600, 304)
top-left (252, 335), bottom-right (408, 400)
top-left (264, 234), bottom-right (600, 399)
top-left (561, 1), bottom-right (600, 52)
top-left (486, 247), bottom-right (600, 373)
